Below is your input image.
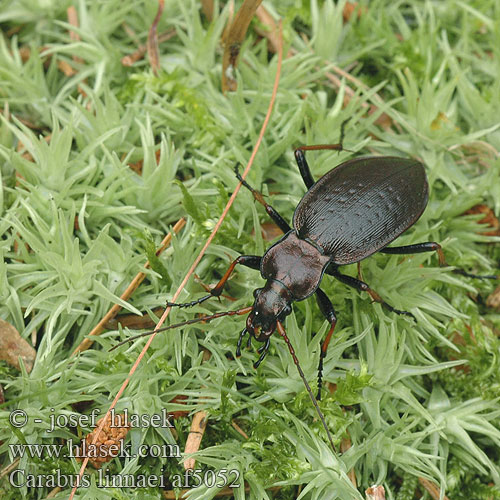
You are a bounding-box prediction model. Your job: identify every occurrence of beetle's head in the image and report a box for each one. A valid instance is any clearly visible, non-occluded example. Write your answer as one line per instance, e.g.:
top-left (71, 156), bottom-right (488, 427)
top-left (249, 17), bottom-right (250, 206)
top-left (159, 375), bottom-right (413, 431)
top-left (246, 280), bottom-right (293, 341)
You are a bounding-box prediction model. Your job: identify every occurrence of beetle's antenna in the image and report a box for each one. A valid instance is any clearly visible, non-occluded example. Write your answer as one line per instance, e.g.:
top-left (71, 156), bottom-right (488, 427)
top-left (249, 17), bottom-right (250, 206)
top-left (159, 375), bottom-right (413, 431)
top-left (276, 321), bottom-right (336, 452)
top-left (109, 306), bottom-right (253, 351)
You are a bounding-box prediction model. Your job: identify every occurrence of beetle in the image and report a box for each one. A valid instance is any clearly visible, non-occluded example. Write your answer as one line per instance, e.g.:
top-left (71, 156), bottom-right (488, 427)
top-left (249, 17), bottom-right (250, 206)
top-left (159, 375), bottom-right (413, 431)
top-left (113, 143), bottom-right (497, 450)
top-left (164, 143), bottom-right (496, 401)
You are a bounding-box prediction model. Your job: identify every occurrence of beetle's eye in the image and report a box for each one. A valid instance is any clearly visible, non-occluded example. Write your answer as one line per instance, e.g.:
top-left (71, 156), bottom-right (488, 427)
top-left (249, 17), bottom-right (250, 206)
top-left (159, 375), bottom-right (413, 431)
top-left (279, 305), bottom-right (292, 320)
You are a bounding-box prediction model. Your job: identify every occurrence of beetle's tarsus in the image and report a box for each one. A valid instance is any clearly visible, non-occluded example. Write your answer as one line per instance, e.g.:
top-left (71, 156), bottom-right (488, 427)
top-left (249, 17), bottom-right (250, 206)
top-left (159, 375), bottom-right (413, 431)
top-left (452, 268), bottom-right (498, 280)
top-left (236, 327), bottom-right (247, 357)
top-left (253, 339), bottom-right (270, 368)
top-left (166, 294), bottom-right (212, 308)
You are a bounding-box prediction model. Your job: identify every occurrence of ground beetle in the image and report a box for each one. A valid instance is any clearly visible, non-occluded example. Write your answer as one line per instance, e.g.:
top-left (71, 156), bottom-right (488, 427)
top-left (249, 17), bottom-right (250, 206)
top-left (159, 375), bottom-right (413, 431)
top-left (114, 142), bottom-right (497, 449)
top-left (164, 143), bottom-right (496, 399)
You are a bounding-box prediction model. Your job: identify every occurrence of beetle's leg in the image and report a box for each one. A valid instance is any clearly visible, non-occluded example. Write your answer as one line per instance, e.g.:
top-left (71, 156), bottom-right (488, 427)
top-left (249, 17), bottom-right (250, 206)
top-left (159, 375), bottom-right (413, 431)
top-left (234, 166), bottom-right (291, 233)
top-left (236, 327), bottom-right (248, 357)
top-left (294, 145), bottom-right (343, 189)
top-left (329, 267), bottom-right (415, 320)
top-left (315, 287), bottom-right (337, 401)
top-left (381, 242), bottom-right (498, 279)
top-left (293, 148), bottom-right (316, 189)
top-left (253, 339), bottom-right (271, 368)
top-left (166, 255), bottom-right (261, 308)
top-left (294, 120), bottom-right (351, 189)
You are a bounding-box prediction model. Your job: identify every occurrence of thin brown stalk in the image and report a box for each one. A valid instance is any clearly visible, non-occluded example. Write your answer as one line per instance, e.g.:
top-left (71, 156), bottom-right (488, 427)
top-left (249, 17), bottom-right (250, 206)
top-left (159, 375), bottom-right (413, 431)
top-left (341, 435), bottom-right (357, 488)
top-left (46, 487), bottom-right (62, 498)
top-left (365, 485), bottom-right (385, 499)
top-left (221, 0), bottom-right (263, 93)
top-left (67, 23), bottom-right (283, 500)
top-left (122, 29), bottom-right (176, 67)
top-left (231, 420), bottom-right (249, 439)
top-left (66, 6), bottom-right (83, 64)
top-left (183, 410), bottom-right (208, 470)
top-left (71, 218), bottom-right (186, 355)
top-left (255, 5), bottom-right (293, 57)
top-left (66, 6), bottom-right (87, 98)
top-left (147, 0), bottom-right (165, 75)
top-left (0, 458), bottom-right (20, 480)
top-left (418, 477), bottom-right (450, 500)
top-left (200, 0), bottom-right (214, 21)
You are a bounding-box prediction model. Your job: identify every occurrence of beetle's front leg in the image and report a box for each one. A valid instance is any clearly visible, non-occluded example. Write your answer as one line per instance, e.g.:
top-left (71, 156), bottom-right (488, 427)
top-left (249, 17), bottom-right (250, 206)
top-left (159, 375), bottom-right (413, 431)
top-left (234, 166), bottom-right (291, 234)
top-left (166, 255), bottom-right (262, 308)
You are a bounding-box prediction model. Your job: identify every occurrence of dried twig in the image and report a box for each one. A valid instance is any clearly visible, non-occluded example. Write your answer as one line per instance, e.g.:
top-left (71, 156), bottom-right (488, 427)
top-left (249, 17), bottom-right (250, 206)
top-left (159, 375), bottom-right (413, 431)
top-left (66, 6), bottom-right (83, 64)
top-left (200, 0), bottom-right (214, 21)
top-left (231, 420), bottom-right (249, 439)
top-left (463, 204), bottom-right (500, 237)
top-left (418, 477), bottom-right (450, 500)
top-left (487, 285), bottom-right (500, 310)
top-left (341, 435), bottom-right (357, 488)
top-left (221, 0), bottom-right (263, 93)
top-left (66, 6), bottom-right (87, 97)
top-left (46, 487), bottom-right (62, 498)
top-left (122, 29), bottom-right (176, 67)
top-left (0, 458), bottom-right (20, 480)
top-left (255, 5), bottom-right (285, 56)
top-left (183, 410), bottom-right (208, 470)
top-left (147, 0), bottom-right (165, 75)
top-left (365, 485), bottom-right (385, 499)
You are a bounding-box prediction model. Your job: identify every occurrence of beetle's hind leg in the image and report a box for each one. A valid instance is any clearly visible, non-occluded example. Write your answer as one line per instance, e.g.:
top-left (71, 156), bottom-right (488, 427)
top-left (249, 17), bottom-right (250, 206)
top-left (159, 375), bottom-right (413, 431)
top-left (315, 288), bottom-right (337, 401)
top-left (381, 242), bottom-right (498, 279)
top-left (166, 255), bottom-right (261, 308)
top-left (328, 267), bottom-right (416, 320)
top-left (294, 120), bottom-right (351, 189)
top-left (234, 165), bottom-right (291, 234)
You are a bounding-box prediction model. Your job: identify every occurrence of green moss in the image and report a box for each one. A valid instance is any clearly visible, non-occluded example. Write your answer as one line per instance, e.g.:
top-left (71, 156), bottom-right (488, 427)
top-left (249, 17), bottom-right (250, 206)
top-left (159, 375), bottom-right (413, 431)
top-left (1, 0), bottom-right (499, 498)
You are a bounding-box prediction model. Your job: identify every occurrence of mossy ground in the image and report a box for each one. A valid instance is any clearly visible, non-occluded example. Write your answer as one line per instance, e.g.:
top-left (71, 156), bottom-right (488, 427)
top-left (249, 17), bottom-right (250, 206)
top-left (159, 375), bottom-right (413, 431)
top-left (1, 1), bottom-right (499, 499)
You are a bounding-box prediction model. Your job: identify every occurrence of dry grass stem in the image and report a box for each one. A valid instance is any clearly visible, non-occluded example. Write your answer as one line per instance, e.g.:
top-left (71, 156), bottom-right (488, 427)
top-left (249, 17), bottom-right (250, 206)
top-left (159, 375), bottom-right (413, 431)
top-left (221, 0), bottom-right (263, 92)
top-left (147, 0), bottom-right (165, 75)
top-left (231, 420), bottom-right (249, 439)
top-left (122, 29), bottom-right (176, 67)
top-left (183, 410), bottom-right (208, 470)
top-left (418, 477), bottom-right (450, 500)
top-left (200, 0), bottom-right (214, 21)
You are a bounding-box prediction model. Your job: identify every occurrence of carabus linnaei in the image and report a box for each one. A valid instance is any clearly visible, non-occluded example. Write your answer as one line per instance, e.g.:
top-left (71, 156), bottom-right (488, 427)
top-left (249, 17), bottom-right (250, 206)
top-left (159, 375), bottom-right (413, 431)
top-left (114, 141), bottom-right (497, 449)
top-left (164, 143), bottom-right (496, 393)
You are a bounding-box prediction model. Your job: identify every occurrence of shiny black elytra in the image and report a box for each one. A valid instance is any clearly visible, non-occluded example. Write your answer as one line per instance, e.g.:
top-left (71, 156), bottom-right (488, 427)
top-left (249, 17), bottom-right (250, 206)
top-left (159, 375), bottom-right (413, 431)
top-left (166, 143), bottom-right (493, 401)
